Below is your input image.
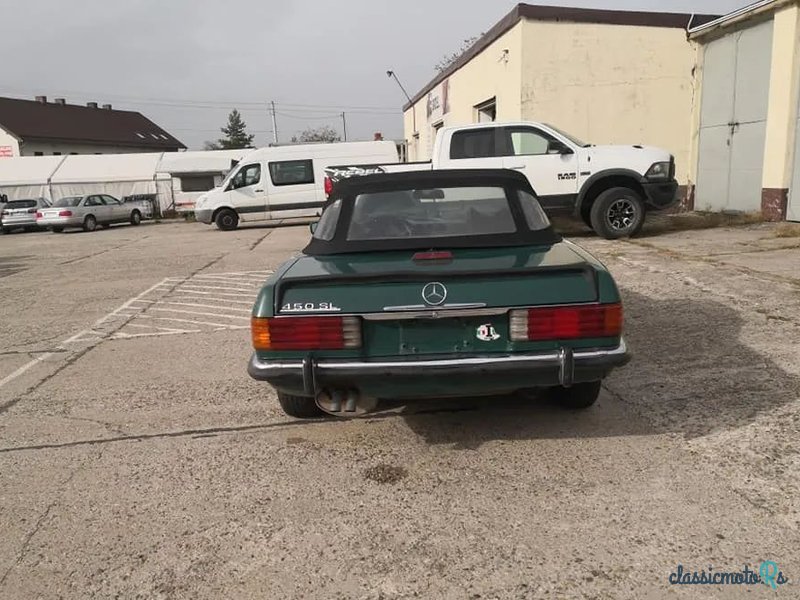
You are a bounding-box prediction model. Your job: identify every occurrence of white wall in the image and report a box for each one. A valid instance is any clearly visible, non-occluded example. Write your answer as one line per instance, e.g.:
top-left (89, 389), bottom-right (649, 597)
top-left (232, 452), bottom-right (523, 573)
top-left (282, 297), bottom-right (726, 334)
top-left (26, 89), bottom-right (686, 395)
top-left (0, 125), bottom-right (21, 157)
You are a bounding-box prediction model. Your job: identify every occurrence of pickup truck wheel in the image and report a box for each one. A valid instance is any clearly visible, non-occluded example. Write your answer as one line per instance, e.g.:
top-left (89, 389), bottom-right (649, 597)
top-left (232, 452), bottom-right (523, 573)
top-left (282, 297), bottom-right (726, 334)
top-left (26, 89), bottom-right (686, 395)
top-left (550, 381), bottom-right (602, 410)
top-left (215, 208), bottom-right (239, 231)
top-left (277, 392), bottom-right (325, 419)
top-left (590, 187), bottom-right (645, 239)
top-left (130, 210), bottom-right (142, 226)
top-left (82, 215), bottom-right (97, 232)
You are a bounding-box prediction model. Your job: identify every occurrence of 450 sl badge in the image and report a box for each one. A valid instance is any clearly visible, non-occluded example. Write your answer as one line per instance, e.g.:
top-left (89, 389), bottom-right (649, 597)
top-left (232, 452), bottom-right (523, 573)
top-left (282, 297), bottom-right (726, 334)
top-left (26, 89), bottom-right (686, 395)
top-left (476, 324), bottom-right (501, 342)
top-left (281, 302), bottom-right (341, 313)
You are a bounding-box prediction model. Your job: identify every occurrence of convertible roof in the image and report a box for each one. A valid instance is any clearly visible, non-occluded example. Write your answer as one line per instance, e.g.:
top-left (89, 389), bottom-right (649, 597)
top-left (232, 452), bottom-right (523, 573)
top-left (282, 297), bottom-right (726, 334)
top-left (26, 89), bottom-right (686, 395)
top-left (305, 168), bottom-right (561, 255)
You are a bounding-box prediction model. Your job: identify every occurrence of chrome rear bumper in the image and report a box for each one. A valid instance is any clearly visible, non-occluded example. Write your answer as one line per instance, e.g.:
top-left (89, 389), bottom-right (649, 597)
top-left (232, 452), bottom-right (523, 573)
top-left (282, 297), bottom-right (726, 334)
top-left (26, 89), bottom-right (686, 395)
top-left (248, 339), bottom-right (630, 396)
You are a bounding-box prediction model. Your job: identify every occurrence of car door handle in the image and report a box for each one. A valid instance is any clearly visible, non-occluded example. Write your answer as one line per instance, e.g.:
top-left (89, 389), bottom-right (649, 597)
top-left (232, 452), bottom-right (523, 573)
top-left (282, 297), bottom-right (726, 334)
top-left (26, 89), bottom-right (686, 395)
top-left (254, 188), bottom-right (264, 192)
top-left (508, 165), bottom-right (526, 170)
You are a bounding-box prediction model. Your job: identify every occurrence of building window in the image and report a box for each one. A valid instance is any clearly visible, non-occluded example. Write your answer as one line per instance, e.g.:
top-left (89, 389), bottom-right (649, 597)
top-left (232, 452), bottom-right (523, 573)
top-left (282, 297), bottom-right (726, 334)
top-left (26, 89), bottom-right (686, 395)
top-left (180, 175), bottom-right (217, 192)
top-left (268, 159), bottom-right (314, 186)
top-left (475, 97), bottom-right (497, 123)
top-left (449, 128), bottom-right (496, 159)
top-left (34, 151), bottom-right (44, 156)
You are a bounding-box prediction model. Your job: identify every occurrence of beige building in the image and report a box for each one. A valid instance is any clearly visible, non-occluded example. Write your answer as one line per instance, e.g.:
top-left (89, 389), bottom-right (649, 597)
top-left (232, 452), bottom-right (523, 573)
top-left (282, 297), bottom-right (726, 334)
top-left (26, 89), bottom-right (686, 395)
top-left (403, 4), bottom-right (719, 201)
top-left (689, 0), bottom-right (800, 222)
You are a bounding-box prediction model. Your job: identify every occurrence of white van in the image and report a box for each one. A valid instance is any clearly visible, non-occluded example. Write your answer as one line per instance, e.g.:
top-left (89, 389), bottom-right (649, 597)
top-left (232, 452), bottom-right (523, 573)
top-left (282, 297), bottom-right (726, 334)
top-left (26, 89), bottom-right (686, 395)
top-left (194, 141), bottom-right (399, 230)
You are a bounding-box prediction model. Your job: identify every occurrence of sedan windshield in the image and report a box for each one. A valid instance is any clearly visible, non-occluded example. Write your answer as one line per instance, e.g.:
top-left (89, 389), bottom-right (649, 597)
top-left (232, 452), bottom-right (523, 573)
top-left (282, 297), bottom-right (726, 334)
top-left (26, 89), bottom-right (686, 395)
top-left (54, 197), bottom-right (83, 207)
top-left (348, 186), bottom-right (518, 241)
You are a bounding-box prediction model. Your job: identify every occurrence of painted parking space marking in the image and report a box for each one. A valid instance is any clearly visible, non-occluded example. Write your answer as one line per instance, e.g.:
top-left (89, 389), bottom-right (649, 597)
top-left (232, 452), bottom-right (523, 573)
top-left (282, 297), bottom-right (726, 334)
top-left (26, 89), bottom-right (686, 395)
top-left (0, 270), bottom-right (271, 392)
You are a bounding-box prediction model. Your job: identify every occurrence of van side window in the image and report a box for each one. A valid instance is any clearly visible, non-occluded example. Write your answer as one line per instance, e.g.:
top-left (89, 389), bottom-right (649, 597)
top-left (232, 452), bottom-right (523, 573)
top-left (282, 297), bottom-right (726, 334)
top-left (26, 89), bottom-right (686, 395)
top-left (268, 160), bottom-right (315, 186)
top-left (449, 129), bottom-right (496, 159)
top-left (230, 164), bottom-right (261, 190)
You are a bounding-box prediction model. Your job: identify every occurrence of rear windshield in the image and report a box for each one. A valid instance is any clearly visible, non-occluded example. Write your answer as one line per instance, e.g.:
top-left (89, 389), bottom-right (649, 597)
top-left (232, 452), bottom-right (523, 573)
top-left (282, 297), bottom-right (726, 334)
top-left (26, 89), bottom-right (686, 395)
top-left (347, 186), bottom-right (519, 241)
top-left (54, 197), bottom-right (82, 207)
top-left (6, 200), bottom-right (37, 209)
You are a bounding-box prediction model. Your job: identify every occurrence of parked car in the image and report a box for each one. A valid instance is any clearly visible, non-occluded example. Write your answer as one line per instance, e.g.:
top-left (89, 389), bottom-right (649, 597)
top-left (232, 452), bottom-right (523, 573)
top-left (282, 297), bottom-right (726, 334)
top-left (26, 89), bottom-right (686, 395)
top-left (248, 169), bottom-right (631, 418)
top-left (194, 140), bottom-right (399, 231)
top-left (1, 197), bottom-right (51, 233)
top-left (36, 194), bottom-right (148, 232)
top-left (324, 121), bottom-right (680, 239)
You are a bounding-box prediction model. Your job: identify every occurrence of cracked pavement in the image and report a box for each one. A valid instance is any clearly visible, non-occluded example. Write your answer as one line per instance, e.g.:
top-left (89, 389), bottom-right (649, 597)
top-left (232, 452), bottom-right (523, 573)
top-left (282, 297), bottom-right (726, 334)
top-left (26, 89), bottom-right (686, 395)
top-left (0, 219), bottom-right (798, 599)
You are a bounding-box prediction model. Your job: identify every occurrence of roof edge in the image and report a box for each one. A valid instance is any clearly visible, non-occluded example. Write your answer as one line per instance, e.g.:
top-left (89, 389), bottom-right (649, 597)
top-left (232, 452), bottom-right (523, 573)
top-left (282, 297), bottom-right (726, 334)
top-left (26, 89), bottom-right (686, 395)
top-left (688, 0), bottom-right (789, 38)
top-left (403, 3), bottom-right (719, 112)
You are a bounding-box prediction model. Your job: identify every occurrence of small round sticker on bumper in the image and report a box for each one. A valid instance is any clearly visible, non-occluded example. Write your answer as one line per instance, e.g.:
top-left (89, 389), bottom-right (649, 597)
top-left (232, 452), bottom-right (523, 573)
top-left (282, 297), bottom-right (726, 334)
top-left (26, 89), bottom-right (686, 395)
top-left (476, 324), bottom-right (501, 342)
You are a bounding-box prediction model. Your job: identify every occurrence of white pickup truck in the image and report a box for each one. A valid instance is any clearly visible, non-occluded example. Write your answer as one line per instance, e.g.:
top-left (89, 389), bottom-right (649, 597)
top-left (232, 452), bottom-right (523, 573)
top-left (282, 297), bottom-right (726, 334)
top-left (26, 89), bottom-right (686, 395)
top-left (326, 122), bottom-right (679, 239)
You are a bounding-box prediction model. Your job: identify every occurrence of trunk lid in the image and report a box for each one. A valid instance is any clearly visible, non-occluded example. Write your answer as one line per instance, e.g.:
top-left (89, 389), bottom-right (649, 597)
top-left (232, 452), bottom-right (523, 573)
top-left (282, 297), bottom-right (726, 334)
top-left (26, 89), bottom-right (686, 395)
top-left (269, 243), bottom-right (606, 358)
top-left (277, 243), bottom-right (597, 314)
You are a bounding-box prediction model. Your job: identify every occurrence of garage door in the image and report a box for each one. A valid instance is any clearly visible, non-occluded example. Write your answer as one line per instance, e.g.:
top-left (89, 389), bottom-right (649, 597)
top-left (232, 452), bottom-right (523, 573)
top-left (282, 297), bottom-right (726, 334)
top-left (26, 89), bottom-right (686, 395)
top-left (789, 96), bottom-right (800, 222)
top-left (695, 20), bottom-right (774, 212)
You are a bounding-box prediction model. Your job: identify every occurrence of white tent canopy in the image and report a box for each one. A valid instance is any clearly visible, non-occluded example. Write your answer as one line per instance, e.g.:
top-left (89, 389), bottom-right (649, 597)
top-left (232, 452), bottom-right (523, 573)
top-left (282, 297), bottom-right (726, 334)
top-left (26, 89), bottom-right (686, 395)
top-left (0, 156), bottom-right (65, 200)
top-left (156, 149), bottom-right (247, 175)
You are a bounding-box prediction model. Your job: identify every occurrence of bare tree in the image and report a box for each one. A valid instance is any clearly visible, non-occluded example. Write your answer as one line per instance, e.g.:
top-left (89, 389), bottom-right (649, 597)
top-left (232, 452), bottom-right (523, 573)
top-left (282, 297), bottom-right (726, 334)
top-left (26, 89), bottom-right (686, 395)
top-left (435, 34), bottom-right (482, 73)
top-left (291, 125), bottom-right (341, 144)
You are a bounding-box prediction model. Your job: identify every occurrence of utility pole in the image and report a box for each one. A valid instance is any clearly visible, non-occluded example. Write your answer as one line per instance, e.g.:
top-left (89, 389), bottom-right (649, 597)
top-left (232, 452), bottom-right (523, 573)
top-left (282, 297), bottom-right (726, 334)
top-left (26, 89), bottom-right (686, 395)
top-left (270, 101), bottom-right (278, 145)
top-left (341, 112), bottom-right (347, 142)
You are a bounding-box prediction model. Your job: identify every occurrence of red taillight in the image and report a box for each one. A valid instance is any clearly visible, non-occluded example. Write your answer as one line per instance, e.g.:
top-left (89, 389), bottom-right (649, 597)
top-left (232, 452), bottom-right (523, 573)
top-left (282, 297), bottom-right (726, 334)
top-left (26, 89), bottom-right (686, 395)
top-left (35, 211), bottom-right (43, 218)
top-left (58, 210), bottom-right (73, 217)
top-left (323, 176), bottom-right (333, 197)
top-left (252, 316), bottom-right (361, 350)
top-left (510, 303), bottom-right (622, 341)
top-left (413, 250), bottom-right (453, 262)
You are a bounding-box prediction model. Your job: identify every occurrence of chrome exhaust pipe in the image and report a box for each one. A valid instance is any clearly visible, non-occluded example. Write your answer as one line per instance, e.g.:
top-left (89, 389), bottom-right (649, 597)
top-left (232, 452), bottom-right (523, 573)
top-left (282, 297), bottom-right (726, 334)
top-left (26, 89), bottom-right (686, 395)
top-left (315, 388), bottom-right (378, 417)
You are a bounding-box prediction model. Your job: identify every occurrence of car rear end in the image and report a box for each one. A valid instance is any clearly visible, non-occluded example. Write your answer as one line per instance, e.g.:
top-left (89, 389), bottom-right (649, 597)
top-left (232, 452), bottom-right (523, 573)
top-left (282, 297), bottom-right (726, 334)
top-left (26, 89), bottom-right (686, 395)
top-left (250, 245), bottom-right (628, 403)
top-left (36, 198), bottom-right (85, 230)
top-left (1, 199), bottom-right (44, 231)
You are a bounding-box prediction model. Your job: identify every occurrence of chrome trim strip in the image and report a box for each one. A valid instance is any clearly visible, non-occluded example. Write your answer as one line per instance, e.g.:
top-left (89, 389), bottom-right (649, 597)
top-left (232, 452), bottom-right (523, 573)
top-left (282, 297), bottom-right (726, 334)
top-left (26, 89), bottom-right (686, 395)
top-left (251, 339), bottom-right (628, 372)
top-left (365, 307), bottom-right (506, 321)
top-left (382, 302), bottom-right (487, 312)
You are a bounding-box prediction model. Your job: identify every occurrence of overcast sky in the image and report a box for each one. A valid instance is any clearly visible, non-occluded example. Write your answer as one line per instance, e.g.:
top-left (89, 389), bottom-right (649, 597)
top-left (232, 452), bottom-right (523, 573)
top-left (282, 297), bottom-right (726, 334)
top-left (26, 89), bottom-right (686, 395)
top-left (0, 0), bottom-right (750, 150)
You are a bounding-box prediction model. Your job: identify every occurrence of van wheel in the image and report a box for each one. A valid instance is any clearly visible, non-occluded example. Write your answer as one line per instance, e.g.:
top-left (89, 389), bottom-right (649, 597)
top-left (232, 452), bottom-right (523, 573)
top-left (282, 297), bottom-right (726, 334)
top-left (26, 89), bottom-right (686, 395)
top-left (215, 208), bottom-right (239, 231)
top-left (83, 215), bottom-right (97, 232)
top-left (277, 392), bottom-right (325, 419)
top-left (589, 187), bottom-right (645, 239)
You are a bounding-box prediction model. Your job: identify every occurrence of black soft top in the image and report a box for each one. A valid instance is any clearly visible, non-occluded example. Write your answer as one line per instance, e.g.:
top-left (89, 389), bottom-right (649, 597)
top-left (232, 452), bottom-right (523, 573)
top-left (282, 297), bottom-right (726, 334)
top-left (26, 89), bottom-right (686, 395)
top-left (303, 169), bottom-right (561, 255)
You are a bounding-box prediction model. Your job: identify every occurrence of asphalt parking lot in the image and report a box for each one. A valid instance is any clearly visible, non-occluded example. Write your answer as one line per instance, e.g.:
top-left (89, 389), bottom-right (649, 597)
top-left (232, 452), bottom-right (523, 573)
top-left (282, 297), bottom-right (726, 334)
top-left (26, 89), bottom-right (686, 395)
top-left (1, 220), bottom-right (799, 599)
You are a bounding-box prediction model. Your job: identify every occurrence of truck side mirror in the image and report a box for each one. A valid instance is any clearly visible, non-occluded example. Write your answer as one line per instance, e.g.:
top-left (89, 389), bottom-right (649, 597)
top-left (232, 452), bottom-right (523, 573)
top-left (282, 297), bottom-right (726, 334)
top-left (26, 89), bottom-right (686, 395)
top-left (309, 221), bottom-right (318, 234)
top-left (548, 140), bottom-right (573, 155)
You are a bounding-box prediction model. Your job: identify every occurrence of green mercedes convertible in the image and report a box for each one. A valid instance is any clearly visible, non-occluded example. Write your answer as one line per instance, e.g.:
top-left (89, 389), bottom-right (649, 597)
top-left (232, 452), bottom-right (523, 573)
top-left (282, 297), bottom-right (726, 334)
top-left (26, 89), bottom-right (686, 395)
top-left (248, 169), bottom-right (630, 418)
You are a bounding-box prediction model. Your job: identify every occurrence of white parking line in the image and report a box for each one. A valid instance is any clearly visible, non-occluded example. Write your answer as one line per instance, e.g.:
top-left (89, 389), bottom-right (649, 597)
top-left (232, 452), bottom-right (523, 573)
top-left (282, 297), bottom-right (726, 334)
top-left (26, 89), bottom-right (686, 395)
top-left (175, 283), bottom-right (257, 293)
top-left (148, 307), bottom-right (251, 320)
top-left (169, 295), bottom-right (254, 305)
top-left (157, 301), bottom-right (252, 313)
top-left (137, 315), bottom-right (249, 329)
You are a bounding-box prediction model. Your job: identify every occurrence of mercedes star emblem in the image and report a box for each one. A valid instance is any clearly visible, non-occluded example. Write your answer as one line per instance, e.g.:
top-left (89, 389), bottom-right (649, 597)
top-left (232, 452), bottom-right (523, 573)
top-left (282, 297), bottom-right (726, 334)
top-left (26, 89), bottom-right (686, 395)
top-left (422, 282), bottom-right (447, 306)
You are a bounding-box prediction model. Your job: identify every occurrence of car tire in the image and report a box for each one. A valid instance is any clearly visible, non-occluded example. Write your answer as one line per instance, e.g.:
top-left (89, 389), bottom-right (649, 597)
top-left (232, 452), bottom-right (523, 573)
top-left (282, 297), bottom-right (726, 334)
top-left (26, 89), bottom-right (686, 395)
top-left (83, 215), bottom-right (97, 232)
top-left (51, 227), bottom-right (64, 233)
top-left (550, 381), bottom-right (602, 410)
top-left (215, 208), bottom-right (239, 231)
top-left (589, 187), bottom-right (645, 240)
top-left (277, 392), bottom-right (325, 419)
top-left (130, 210), bottom-right (142, 226)
top-left (0, 227), bottom-right (10, 234)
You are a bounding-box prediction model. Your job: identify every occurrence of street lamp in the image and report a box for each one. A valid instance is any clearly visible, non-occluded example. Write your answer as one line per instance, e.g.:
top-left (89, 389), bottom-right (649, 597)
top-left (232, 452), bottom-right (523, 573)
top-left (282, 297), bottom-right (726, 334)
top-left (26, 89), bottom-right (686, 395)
top-left (386, 69), bottom-right (417, 142)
